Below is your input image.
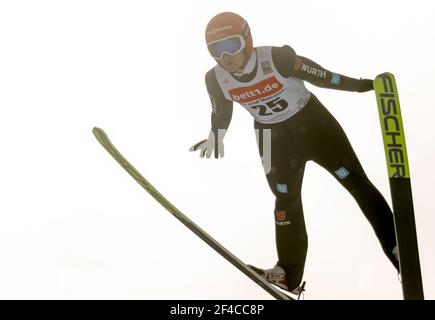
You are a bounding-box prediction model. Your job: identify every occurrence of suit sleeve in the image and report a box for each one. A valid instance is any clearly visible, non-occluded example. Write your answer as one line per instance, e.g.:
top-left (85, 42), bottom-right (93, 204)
top-left (205, 69), bottom-right (233, 134)
top-left (272, 45), bottom-right (373, 92)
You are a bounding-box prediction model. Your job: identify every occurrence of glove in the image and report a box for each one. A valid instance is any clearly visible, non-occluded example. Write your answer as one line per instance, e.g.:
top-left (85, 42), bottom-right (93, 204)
top-left (189, 129), bottom-right (226, 159)
top-left (357, 78), bottom-right (374, 92)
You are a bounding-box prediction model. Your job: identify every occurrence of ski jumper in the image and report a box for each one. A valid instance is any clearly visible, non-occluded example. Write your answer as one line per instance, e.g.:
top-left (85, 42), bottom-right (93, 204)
top-left (205, 45), bottom-right (399, 290)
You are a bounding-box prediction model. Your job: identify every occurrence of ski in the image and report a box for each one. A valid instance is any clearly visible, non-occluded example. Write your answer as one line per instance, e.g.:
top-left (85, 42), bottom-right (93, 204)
top-left (373, 73), bottom-right (424, 300)
top-left (92, 127), bottom-right (293, 300)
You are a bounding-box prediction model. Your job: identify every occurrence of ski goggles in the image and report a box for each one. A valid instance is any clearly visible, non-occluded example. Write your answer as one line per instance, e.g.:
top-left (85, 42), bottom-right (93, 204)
top-left (207, 35), bottom-right (246, 60)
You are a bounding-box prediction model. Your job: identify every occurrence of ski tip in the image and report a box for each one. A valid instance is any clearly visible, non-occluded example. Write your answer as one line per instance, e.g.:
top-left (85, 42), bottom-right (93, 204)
top-left (92, 127), bottom-right (102, 134)
top-left (92, 127), bottom-right (109, 143)
top-left (92, 127), bottom-right (105, 137)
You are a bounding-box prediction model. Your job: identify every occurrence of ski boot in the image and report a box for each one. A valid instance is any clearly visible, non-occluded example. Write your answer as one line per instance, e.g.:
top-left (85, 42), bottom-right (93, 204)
top-left (248, 264), bottom-right (306, 299)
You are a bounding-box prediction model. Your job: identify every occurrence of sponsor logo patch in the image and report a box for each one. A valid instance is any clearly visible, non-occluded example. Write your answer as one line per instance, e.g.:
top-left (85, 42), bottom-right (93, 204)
top-left (276, 183), bottom-right (288, 194)
top-left (294, 57), bottom-right (303, 70)
top-left (294, 58), bottom-right (326, 78)
top-left (228, 76), bottom-right (283, 103)
top-left (334, 167), bottom-right (350, 179)
top-left (376, 74), bottom-right (409, 178)
top-left (301, 63), bottom-right (327, 78)
top-left (331, 73), bottom-right (341, 85)
top-left (276, 210), bottom-right (287, 221)
top-left (261, 61), bottom-right (273, 75)
top-left (275, 210), bottom-right (291, 226)
top-left (206, 25), bottom-right (232, 36)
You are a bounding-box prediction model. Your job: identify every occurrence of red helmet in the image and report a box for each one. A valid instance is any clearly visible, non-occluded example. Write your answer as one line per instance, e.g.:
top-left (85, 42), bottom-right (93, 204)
top-left (205, 12), bottom-right (253, 59)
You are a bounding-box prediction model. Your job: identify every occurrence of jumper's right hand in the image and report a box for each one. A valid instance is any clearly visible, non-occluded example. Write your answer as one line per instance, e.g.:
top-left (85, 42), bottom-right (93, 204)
top-left (357, 78), bottom-right (374, 92)
top-left (189, 129), bottom-right (225, 159)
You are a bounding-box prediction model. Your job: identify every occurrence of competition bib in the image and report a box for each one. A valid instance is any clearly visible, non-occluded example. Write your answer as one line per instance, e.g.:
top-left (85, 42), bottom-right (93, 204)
top-left (215, 46), bottom-right (311, 124)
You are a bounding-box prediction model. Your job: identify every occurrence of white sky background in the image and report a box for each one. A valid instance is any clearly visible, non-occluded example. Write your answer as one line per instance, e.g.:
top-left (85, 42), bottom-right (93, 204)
top-left (0, 0), bottom-right (434, 300)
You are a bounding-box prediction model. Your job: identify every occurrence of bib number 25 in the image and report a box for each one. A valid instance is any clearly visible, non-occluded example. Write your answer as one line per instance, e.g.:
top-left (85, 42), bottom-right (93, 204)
top-left (251, 97), bottom-right (288, 116)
